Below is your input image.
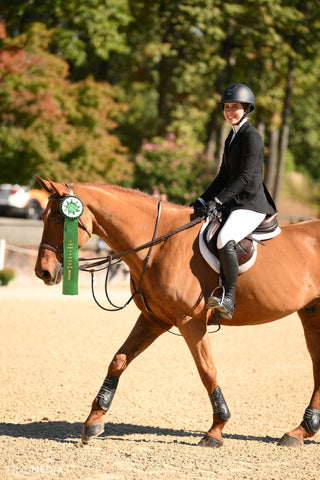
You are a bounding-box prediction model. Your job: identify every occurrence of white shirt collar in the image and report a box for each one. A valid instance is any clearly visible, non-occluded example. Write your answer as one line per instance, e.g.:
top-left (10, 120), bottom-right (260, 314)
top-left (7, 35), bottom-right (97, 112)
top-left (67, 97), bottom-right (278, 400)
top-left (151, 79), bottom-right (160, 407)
top-left (232, 117), bottom-right (248, 134)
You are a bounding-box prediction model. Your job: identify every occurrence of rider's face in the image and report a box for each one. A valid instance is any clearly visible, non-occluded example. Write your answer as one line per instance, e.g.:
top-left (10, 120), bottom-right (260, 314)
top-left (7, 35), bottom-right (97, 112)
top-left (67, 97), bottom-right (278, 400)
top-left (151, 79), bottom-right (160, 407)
top-left (223, 103), bottom-right (245, 125)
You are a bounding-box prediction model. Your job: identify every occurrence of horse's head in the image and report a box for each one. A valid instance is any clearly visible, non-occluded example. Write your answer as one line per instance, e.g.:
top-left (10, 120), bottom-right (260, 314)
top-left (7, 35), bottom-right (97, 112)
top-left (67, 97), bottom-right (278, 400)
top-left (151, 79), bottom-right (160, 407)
top-left (35, 176), bottom-right (93, 285)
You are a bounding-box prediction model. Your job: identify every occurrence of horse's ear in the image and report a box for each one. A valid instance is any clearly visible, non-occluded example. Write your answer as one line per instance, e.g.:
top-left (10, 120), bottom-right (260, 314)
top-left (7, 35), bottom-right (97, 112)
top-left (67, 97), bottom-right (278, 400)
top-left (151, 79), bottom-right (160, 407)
top-left (35, 176), bottom-right (70, 197)
top-left (36, 176), bottom-right (52, 193)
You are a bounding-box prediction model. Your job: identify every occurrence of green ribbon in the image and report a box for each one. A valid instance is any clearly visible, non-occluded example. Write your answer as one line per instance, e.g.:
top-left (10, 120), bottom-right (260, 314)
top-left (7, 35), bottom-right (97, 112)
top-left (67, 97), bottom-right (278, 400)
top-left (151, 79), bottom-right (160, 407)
top-left (62, 217), bottom-right (79, 295)
top-left (60, 195), bottom-right (84, 296)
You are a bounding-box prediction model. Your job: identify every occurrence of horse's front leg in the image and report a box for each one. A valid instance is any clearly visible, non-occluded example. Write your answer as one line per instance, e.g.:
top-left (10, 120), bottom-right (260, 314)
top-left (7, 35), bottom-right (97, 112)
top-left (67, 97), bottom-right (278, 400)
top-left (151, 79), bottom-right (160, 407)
top-left (178, 316), bottom-right (230, 448)
top-left (82, 313), bottom-right (166, 444)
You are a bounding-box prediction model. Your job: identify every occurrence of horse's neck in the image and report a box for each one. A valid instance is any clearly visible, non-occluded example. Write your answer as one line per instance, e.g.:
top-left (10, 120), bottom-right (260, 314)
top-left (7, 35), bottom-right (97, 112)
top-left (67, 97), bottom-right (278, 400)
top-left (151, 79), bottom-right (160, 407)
top-left (83, 185), bottom-right (178, 259)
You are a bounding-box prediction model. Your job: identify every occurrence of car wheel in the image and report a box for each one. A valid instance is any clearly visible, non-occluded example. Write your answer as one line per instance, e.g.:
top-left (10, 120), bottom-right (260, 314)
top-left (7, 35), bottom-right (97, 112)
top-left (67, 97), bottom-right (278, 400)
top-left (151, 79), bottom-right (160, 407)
top-left (25, 200), bottom-right (43, 220)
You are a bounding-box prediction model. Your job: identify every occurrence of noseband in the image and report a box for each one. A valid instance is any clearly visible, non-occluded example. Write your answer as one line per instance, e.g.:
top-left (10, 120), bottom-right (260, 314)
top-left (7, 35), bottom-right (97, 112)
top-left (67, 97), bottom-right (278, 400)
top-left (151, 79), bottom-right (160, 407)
top-left (39, 183), bottom-right (91, 255)
top-left (39, 243), bottom-right (63, 254)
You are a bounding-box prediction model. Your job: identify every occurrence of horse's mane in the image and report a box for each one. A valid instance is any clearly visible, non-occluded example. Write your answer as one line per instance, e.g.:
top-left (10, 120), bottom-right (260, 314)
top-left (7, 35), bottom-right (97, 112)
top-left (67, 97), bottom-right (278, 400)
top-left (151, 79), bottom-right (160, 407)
top-left (74, 182), bottom-right (189, 211)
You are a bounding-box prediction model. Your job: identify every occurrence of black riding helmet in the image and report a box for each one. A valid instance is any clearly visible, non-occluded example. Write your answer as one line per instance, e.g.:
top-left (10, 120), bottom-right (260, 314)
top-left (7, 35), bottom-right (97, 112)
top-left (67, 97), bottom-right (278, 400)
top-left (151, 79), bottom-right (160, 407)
top-left (219, 83), bottom-right (255, 114)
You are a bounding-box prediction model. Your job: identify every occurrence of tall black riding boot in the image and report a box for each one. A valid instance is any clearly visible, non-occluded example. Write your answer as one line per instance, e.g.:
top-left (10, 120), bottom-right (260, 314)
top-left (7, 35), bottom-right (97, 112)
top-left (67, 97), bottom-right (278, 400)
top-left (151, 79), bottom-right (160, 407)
top-left (207, 240), bottom-right (238, 319)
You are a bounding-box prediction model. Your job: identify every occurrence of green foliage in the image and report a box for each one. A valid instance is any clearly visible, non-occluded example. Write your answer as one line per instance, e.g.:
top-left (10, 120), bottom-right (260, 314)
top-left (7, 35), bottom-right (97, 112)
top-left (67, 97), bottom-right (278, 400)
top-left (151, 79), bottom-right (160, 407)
top-left (2, 0), bottom-right (320, 191)
top-left (288, 54), bottom-right (320, 180)
top-left (133, 134), bottom-right (212, 205)
top-left (3, 0), bottom-right (131, 76)
top-left (0, 23), bottom-right (132, 185)
top-left (120, 0), bottom-right (225, 140)
top-left (0, 268), bottom-right (15, 286)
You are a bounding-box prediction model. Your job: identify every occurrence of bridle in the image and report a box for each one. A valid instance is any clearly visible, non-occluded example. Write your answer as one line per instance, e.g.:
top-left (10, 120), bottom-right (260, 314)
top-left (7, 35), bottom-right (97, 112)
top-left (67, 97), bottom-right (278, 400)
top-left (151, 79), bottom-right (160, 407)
top-left (39, 242), bottom-right (63, 254)
top-left (39, 183), bottom-right (91, 255)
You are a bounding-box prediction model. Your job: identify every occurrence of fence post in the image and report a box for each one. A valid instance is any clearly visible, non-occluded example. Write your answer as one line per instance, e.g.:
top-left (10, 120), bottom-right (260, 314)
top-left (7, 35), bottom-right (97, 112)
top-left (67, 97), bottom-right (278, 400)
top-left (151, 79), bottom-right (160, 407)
top-left (0, 238), bottom-right (6, 270)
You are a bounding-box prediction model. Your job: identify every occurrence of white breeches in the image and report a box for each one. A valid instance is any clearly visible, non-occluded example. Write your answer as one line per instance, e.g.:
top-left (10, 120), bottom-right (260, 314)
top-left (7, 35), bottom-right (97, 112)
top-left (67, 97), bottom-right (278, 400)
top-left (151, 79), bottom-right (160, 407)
top-left (217, 209), bottom-right (266, 249)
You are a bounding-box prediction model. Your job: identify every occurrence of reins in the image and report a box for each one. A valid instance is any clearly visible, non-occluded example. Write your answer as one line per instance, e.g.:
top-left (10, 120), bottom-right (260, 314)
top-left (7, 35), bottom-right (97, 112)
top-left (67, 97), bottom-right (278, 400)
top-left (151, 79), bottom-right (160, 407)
top-left (82, 199), bottom-right (164, 312)
top-left (79, 201), bottom-right (210, 336)
top-left (78, 210), bottom-right (203, 271)
top-left (41, 188), bottom-right (219, 336)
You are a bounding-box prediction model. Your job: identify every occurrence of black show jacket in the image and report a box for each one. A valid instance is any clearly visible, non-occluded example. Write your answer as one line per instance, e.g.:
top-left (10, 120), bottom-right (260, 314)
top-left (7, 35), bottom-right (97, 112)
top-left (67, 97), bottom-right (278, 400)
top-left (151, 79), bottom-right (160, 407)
top-left (201, 121), bottom-right (276, 215)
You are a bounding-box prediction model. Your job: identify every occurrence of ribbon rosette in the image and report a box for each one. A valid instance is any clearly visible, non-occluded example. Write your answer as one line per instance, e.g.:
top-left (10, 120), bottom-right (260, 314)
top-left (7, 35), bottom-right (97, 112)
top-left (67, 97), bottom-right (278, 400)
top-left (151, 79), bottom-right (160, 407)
top-left (60, 196), bottom-right (84, 295)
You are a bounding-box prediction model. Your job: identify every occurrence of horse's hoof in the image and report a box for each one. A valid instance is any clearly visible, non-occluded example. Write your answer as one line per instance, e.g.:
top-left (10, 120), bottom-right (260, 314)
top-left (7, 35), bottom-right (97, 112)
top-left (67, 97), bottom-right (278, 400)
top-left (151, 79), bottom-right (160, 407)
top-left (278, 433), bottom-right (303, 448)
top-left (81, 422), bottom-right (104, 444)
top-left (198, 434), bottom-right (223, 448)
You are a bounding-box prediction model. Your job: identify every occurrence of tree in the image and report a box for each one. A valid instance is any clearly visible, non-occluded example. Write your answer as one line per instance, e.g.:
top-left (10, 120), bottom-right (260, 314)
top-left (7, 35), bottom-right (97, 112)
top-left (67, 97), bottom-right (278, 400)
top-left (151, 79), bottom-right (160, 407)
top-left (282, 0), bottom-right (320, 182)
top-left (2, 0), bottom-right (320, 199)
top-left (115, 0), bottom-right (225, 150)
top-left (3, 0), bottom-right (131, 80)
top-left (133, 134), bottom-right (212, 204)
top-left (0, 23), bottom-right (131, 185)
top-left (288, 53), bottom-right (320, 180)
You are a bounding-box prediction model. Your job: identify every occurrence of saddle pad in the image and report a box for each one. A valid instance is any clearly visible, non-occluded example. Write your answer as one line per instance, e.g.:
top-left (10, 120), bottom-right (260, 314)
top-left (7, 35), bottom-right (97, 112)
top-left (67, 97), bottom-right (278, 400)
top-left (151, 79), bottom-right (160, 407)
top-left (199, 218), bottom-right (281, 274)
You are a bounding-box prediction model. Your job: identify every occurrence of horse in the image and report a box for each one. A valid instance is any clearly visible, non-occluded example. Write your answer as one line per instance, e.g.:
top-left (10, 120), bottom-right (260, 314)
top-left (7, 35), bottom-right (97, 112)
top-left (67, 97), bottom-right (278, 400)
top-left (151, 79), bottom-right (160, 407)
top-left (34, 176), bottom-right (320, 448)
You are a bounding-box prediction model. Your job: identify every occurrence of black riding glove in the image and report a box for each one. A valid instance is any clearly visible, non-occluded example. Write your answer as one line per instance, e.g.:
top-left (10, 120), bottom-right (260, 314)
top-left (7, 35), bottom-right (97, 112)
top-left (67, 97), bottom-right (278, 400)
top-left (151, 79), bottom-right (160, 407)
top-left (191, 198), bottom-right (207, 218)
top-left (205, 200), bottom-right (219, 220)
top-left (191, 198), bottom-right (220, 220)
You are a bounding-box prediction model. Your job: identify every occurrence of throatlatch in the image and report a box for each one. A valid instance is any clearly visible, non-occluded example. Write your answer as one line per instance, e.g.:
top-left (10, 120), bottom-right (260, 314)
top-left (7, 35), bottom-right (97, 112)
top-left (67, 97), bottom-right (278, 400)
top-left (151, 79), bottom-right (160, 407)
top-left (303, 405), bottom-right (320, 434)
top-left (97, 376), bottom-right (119, 411)
top-left (209, 386), bottom-right (231, 421)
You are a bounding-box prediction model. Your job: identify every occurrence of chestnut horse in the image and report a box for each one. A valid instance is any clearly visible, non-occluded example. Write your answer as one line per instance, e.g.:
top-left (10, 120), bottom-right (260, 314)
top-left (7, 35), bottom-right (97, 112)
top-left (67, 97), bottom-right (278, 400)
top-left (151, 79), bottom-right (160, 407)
top-left (34, 177), bottom-right (320, 448)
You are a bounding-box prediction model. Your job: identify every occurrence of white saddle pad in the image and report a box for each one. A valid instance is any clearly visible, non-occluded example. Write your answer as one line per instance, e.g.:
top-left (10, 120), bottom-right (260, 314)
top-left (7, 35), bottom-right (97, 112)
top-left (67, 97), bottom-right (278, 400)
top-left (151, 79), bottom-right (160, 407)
top-left (199, 218), bottom-right (281, 274)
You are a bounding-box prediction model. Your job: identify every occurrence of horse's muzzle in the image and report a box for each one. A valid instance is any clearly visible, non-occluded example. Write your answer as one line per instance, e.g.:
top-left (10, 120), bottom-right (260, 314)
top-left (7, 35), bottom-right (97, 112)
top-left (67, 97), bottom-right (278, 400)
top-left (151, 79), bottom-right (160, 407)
top-left (35, 262), bottom-right (63, 285)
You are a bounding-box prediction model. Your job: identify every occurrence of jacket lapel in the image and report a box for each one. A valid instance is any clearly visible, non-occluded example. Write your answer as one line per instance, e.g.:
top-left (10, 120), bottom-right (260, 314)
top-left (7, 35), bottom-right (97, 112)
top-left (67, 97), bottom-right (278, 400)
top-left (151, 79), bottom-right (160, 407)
top-left (225, 121), bottom-right (250, 152)
top-left (225, 131), bottom-right (234, 150)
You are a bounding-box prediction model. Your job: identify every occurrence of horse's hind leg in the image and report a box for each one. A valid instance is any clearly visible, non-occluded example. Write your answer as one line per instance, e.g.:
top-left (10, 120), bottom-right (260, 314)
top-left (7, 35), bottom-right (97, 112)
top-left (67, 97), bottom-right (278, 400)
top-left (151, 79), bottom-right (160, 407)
top-left (279, 307), bottom-right (320, 447)
top-left (81, 313), bottom-right (166, 444)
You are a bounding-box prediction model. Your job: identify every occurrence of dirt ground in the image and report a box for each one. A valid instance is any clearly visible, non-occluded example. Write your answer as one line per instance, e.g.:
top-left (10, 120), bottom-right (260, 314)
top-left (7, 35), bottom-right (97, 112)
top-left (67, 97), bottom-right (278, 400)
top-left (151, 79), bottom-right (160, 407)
top-left (0, 263), bottom-right (319, 480)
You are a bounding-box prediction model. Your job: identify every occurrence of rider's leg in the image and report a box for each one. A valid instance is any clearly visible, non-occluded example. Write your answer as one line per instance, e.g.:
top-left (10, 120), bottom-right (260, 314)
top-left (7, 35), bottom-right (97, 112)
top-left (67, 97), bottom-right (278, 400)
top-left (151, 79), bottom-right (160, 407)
top-left (207, 209), bottom-right (265, 319)
top-left (207, 240), bottom-right (238, 319)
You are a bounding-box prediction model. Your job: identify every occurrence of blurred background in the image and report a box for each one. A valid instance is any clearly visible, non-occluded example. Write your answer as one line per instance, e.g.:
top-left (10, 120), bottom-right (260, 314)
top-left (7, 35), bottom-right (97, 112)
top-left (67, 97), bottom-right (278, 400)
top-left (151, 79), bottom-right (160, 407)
top-left (0, 1), bottom-right (319, 283)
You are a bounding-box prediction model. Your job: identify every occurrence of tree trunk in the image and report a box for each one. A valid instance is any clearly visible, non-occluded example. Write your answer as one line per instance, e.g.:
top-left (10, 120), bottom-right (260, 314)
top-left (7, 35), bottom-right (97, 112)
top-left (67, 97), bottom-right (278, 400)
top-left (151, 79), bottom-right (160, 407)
top-left (157, 56), bottom-right (172, 134)
top-left (257, 121), bottom-right (265, 142)
top-left (273, 56), bottom-right (295, 203)
top-left (205, 111), bottom-right (218, 165)
top-left (265, 126), bottom-right (279, 192)
top-left (205, 23), bottom-right (235, 164)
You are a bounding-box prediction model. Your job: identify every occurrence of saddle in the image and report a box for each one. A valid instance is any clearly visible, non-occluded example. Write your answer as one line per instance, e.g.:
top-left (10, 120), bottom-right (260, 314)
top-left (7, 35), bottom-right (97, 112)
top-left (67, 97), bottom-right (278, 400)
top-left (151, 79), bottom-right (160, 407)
top-left (199, 212), bottom-right (281, 274)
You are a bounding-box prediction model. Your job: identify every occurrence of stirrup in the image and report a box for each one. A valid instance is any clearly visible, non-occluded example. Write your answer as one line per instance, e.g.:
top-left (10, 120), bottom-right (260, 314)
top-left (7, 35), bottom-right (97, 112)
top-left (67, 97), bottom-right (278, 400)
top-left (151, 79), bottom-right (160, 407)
top-left (207, 285), bottom-right (225, 309)
top-left (207, 285), bottom-right (235, 319)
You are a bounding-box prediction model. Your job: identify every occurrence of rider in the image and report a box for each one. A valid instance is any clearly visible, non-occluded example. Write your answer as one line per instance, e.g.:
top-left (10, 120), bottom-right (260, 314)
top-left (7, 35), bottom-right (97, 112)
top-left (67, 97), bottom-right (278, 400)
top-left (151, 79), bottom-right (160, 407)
top-left (193, 83), bottom-right (277, 319)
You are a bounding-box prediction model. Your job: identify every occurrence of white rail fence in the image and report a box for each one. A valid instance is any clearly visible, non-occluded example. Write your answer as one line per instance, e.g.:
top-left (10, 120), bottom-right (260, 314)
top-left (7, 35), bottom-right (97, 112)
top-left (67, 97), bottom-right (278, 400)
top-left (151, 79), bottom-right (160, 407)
top-left (0, 239), bottom-right (38, 270)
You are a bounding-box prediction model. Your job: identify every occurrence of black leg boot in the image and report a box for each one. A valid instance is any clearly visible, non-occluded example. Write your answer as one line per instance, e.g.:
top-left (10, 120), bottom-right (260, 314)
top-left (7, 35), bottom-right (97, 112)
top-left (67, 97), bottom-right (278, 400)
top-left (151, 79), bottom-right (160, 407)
top-left (207, 240), bottom-right (238, 319)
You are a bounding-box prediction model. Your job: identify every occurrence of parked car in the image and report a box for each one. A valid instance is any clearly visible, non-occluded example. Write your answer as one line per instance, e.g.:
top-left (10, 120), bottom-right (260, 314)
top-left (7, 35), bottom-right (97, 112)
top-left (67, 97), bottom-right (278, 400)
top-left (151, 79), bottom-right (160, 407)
top-left (0, 184), bottom-right (49, 220)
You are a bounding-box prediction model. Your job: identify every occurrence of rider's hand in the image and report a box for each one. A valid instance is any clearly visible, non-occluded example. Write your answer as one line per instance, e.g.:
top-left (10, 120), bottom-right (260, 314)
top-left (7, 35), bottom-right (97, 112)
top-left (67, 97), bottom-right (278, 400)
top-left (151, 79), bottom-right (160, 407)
top-left (191, 198), bottom-right (207, 218)
top-left (191, 198), bottom-right (220, 219)
top-left (205, 200), bottom-right (219, 220)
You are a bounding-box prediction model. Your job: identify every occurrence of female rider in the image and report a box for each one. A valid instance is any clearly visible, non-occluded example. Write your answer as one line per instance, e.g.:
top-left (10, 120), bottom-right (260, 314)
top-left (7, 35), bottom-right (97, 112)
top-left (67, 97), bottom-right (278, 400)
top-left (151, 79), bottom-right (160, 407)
top-left (193, 83), bottom-right (277, 320)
